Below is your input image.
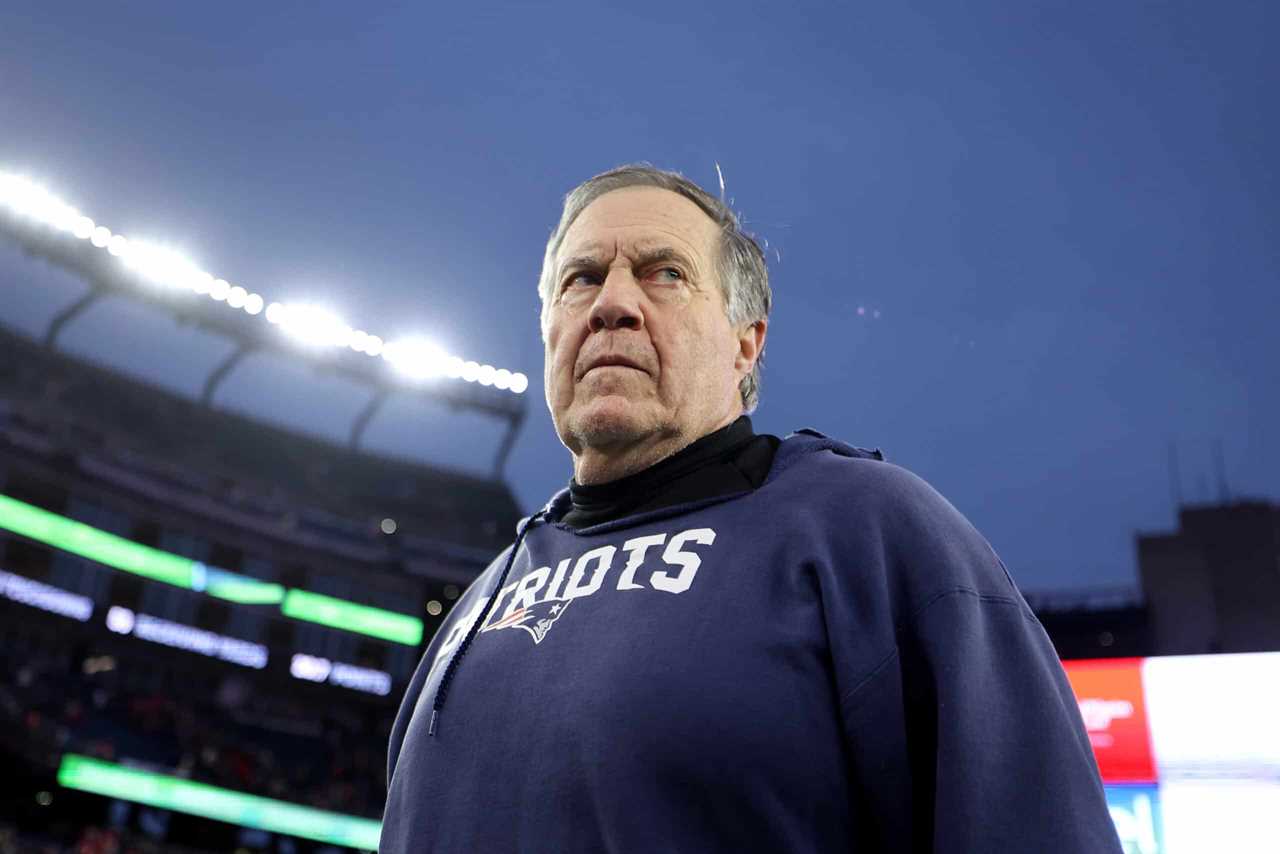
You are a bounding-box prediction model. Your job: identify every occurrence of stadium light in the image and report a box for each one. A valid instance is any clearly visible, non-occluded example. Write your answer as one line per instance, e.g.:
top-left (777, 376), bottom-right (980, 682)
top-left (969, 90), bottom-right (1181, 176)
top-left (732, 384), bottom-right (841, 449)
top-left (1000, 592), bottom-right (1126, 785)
top-left (123, 241), bottom-right (206, 291)
top-left (0, 173), bottom-right (79, 231)
top-left (383, 336), bottom-right (448, 381)
top-left (275, 303), bottom-right (350, 348)
top-left (0, 168), bottom-right (529, 395)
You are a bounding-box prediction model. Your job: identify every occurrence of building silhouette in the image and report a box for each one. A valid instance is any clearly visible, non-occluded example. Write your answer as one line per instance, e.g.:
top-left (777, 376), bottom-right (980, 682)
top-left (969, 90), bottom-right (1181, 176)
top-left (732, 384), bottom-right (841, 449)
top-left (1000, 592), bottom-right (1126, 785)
top-left (1033, 499), bottom-right (1280, 659)
top-left (1138, 500), bottom-right (1280, 655)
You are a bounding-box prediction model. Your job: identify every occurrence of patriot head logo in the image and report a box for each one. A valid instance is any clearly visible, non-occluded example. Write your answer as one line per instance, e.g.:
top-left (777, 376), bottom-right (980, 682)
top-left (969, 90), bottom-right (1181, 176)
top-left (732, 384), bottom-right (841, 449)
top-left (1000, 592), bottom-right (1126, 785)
top-left (482, 596), bottom-right (574, 644)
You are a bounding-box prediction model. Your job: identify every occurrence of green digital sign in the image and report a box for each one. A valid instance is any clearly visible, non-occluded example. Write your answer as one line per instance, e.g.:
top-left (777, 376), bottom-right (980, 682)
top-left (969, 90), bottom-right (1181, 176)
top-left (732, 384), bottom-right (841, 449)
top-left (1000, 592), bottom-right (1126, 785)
top-left (0, 493), bottom-right (192, 587)
top-left (0, 493), bottom-right (424, 646)
top-left (283, 589), bottom-right (424, 646)
top-left (57, 753), bottom-right (382, 850)
top-left (200, 566), bottom-right (286, 605)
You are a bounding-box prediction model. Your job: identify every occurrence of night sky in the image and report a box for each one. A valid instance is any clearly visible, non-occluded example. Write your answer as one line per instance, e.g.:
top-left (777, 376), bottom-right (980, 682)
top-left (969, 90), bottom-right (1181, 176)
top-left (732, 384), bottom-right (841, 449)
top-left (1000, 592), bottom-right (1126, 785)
top-left (1, 2), bottom-right (1275, 595)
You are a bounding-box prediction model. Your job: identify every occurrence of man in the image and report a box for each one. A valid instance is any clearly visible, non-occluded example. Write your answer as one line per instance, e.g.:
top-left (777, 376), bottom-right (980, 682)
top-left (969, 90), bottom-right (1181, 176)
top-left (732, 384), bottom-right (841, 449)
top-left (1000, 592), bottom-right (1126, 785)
top-left (380, 165), bottom-right (1121, 852)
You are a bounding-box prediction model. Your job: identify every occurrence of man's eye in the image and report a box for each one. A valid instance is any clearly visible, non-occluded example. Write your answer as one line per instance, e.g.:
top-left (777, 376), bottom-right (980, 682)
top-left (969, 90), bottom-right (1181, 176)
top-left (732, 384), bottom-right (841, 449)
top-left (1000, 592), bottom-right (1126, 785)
top-left (652, 267), bottom-right (683, 283)
top-left (564, 272), bottom-right (600, 289)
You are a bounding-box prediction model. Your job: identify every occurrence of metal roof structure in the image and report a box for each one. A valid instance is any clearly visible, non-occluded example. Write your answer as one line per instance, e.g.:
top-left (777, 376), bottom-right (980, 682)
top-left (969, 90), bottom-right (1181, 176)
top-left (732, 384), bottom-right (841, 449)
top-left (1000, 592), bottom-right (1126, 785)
top-left (1, 201), bottom-right (527, 479)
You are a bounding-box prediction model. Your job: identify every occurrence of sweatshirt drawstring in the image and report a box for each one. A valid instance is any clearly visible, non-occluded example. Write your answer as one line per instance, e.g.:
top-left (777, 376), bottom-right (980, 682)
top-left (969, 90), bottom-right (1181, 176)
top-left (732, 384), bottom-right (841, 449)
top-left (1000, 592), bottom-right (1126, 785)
top-left (429, 509), bottom-right (546, 737)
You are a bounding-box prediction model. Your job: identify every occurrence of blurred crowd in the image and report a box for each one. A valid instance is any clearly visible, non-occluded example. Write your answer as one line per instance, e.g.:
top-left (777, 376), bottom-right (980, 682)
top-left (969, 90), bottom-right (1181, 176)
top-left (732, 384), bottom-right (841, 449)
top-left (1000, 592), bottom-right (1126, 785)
top-left (0, 820), bottom-right (211, 854)
top-left (1, 624), bottom-right (392, 850)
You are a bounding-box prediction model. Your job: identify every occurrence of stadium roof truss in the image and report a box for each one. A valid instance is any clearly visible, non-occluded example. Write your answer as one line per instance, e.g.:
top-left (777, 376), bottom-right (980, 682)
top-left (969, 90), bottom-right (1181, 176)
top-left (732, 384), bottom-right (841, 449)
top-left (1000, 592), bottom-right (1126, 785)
top-left (0, 173), bottom-right (528, 478)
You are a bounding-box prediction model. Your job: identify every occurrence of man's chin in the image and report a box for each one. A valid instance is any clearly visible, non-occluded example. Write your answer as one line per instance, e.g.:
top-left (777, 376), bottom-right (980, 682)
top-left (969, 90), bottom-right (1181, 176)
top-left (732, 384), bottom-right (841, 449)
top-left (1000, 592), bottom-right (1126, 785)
top-left (565, 399), bottom-right (656, 449)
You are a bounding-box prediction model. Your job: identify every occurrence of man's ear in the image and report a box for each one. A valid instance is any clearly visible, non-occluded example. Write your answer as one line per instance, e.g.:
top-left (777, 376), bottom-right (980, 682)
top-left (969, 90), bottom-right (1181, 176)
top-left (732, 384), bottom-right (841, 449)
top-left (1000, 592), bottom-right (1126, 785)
top-left (734, 319), bottom-right (767, 377)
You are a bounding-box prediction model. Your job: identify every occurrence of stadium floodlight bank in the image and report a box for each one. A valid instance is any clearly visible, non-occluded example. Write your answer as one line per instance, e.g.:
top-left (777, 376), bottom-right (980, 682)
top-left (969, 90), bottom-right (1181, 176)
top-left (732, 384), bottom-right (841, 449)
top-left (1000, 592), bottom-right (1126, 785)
top-left (0, 168), bottom-right (528, 475)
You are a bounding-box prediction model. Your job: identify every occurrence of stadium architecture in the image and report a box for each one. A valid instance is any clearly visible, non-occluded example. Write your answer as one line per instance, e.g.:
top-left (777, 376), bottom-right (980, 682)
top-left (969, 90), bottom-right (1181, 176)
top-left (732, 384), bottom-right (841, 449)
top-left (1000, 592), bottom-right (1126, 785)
top-left (0, 170), bottom-right (529, 851)
top-left (3, 169), bottom-right (1278, 851)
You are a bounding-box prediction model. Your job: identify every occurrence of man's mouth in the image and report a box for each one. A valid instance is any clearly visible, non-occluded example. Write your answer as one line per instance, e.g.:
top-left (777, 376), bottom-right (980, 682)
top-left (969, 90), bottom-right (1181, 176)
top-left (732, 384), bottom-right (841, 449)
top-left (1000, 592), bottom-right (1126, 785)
top-left (579, 357), bottom-right (646, 379)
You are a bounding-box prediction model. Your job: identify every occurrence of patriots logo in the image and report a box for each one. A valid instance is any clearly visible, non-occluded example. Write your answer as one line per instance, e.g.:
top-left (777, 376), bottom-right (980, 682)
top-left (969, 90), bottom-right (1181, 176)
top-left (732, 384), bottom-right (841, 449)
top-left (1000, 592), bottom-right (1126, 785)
top-left (482, 597), bottom-right (574, 644)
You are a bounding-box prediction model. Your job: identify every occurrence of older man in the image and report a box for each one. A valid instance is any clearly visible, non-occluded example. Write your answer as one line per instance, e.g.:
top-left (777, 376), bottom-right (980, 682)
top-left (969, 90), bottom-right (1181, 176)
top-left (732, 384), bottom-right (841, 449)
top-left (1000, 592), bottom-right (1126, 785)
top-left (380, 165), bottom-right (1121, 853)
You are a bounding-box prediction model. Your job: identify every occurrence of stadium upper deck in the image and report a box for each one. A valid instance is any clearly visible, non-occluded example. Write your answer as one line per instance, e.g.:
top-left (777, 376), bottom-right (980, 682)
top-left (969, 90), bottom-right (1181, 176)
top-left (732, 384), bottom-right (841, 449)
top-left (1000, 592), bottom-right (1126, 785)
top-left (0, 322), bottom-right (521, 559)
top-left (0, 315), bottom-right (530, 850)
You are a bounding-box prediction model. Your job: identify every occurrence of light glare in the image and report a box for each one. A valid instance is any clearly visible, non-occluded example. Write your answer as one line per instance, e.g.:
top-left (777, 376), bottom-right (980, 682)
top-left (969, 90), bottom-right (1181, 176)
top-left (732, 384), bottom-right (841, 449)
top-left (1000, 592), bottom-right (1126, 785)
top-left (125, 242), bottom-right (203, 290)
top-left (0, 176), bottom-right (72, 229)
top-left (384, 337), bottom-right (448, 381)
top-left (54, 206), bottom-right (81, 233)
top-left (276, 304), bottom-right (350, 348)
top-left (0, 169), bottom-right (530, 396)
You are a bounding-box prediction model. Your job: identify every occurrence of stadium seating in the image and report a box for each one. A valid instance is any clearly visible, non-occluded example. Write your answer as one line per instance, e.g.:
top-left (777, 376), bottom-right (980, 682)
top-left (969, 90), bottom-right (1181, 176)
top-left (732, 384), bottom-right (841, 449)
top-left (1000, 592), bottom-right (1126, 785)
top-left (0, 322), bottom-right (523, 851)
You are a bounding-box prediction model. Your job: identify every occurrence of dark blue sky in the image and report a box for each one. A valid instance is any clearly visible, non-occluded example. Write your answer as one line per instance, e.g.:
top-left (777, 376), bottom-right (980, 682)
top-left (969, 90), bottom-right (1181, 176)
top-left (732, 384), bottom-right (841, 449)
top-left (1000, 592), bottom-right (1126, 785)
top-left (2, 1), bottom-right (1275, 594)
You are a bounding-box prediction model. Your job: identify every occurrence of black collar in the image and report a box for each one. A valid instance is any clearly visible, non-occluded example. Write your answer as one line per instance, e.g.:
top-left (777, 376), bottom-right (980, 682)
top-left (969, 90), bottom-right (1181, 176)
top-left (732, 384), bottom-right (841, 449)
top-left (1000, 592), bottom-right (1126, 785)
top-left (561, 416), bottom-right (776, 529)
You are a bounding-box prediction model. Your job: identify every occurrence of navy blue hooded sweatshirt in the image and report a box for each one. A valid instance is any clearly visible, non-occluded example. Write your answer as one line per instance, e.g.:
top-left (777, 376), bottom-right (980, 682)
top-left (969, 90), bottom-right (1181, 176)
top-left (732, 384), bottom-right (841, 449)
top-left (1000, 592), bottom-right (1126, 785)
top-left (381, 429), bottom-right (1121, 853)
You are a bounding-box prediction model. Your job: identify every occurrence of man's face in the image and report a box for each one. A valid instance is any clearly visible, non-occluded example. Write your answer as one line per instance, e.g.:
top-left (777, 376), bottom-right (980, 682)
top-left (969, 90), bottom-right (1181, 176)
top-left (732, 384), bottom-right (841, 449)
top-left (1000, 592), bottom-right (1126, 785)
top-left (543, 186), bottom-right (751, 460)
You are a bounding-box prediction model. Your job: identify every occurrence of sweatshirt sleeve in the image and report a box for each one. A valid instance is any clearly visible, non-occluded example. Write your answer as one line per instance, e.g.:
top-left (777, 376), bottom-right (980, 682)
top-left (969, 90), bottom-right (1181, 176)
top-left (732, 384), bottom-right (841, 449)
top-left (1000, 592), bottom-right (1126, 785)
top-left (824, 462), bottom-right (1122, 852)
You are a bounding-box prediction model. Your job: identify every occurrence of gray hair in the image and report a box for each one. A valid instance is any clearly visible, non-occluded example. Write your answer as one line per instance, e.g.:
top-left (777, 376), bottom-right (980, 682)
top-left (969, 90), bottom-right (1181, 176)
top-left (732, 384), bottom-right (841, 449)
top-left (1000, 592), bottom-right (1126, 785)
top-left (537, 163), bottom-right (772, 413)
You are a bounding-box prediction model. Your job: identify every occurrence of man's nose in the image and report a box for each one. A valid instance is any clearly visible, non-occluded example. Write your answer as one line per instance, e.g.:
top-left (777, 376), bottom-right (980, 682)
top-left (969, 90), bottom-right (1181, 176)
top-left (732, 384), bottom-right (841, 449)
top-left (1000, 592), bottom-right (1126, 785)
top-left (588, 270), bottom-right (644, 333)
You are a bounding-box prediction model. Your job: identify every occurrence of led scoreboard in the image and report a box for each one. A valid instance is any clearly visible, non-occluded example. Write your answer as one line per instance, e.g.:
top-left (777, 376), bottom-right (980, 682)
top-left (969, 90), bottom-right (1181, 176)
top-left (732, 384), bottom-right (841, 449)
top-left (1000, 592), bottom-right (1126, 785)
top-left (1063, 652), bottom-right (1280, 854)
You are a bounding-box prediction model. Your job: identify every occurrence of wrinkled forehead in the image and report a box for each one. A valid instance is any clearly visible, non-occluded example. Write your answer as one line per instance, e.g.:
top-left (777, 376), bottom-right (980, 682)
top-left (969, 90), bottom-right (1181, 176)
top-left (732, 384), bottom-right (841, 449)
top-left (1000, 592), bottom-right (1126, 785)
top-left (556, 186), bottom-right (721, 267)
